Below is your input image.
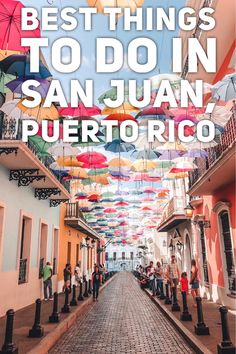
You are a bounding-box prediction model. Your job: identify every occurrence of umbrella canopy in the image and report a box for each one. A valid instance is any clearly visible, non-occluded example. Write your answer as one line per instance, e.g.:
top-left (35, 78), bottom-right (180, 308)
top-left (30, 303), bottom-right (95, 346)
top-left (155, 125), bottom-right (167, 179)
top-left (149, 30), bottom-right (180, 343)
top-left (149, 74), bottom-right (181, 90)
top-left (0, 55), bottom-right (51, 78)
top-left (56, 156), bottom-right (83, 167)
top-left (17, 99), bottom-right (59, 121)
top-left (6, 76), bottom-right (50, 97)
top-left (105, 139), bottom-right (135, 153)
top-left (77, 152), bottom-right (107, 165)
top-left (59, 103), bottom-right (101, 117)
top-left (212, 73), bottom-right (236, 101)
top-left (69, 168), bottom-right (88, 179)
top-left (102, 103), bottom-right (139, 115)
top-left (0, 71), bottom-right (15, 93)
top-left (28, 136), bottom-right (54, 157)
top-left (98, 86), bottom-right (143, 104)
top-left (0, 99), bottom-right (30, 119)
top-left (131, 159), bottom-right (157, 172)
top-left (0, 49), bottom-right (21, 60)
top-left (0, 0), bottom-right (40, 52)
top-left (109, 157), bottom-right (132, 168)
top-left (48, 142), bottom-right (79, 156)
top-left (103, 113), bottom-right (136, 125)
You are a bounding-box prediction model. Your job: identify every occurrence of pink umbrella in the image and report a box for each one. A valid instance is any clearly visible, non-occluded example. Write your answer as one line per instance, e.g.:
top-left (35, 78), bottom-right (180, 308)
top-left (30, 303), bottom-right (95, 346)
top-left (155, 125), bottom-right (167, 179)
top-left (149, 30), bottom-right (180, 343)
top-left (0, 0), bottom-right (40, 52)
top-left (136, 106), bottom-right (170, 118)
top-left (170, 106), bottom-right (205, 116)
top-left (59, 103), bottom-right (101, 117)
top-left (104, 208), bottom-right (117, 213)
top-left (173, 114), bottom-right (198, 123)
top-left (115, 201), bottom-right (129, 206)
top-left (77, 152), bottom-right (107, 164)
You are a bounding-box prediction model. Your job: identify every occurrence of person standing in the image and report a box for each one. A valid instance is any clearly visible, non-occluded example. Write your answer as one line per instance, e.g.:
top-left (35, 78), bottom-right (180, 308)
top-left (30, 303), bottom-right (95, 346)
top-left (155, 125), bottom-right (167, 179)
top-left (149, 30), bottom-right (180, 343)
top-left (154, 261), bottom-right (163, 296)
top-left (42, 261), bottom-right (53, 301)
top-left (167, 255), bottom-right (180, 295)
top-left (190, 259), bottom-right (200, 307)
top-left (63, 263), bottom-right (72, 292)
top-left (180, 272), bottom-right (189, 293)
top-left (147, 261), bottom-right (155, 292)
top-left (74, 262), bottom-right (82, 286)
top-left (92, 265), bottom-right (102, 301)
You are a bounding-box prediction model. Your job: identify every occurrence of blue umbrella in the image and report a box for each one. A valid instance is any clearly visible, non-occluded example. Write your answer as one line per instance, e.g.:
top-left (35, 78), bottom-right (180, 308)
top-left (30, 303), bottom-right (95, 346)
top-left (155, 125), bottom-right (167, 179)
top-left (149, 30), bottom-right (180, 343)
top-left (6, 76), bottom-right (50, 97)
top-left (105, 139), bottom-right (135, 153)
top-left (0, 55), bottom-right (51, 78)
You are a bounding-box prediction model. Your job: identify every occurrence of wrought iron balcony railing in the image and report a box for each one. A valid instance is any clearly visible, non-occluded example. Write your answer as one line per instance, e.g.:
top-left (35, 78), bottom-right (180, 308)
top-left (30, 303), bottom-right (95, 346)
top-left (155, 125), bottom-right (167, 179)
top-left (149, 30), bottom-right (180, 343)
top-left (189, 109), bottom-right (236, 189)
top-left (159, 196), bottom-right (187, 225)
top-left (0, 114), bottom-right (70, 193)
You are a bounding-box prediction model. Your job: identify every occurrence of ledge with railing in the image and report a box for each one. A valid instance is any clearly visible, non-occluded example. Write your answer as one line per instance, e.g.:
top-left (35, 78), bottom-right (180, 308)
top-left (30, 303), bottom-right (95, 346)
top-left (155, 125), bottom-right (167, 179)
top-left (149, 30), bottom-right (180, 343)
top-left (159, 196), bottom-right (187, 225)
top-left (65, 202), bottom-right (86, 222)
top-left (0, 114), bottom-right (70, 194)
top-left (189, 109), bottom-right (236, 189)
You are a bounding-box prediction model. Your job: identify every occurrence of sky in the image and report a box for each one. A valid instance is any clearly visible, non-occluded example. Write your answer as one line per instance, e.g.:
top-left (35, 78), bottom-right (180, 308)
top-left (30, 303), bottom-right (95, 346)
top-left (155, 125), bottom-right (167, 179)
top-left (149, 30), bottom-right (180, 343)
top-left (21, 0), bottom-right (186, 104)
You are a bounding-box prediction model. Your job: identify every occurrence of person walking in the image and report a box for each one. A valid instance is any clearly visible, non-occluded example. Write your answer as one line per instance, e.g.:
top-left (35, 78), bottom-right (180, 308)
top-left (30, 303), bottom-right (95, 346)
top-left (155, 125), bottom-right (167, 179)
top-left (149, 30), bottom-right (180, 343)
top-left (63, 263), bottom-right (72, 292)
top-left (42, 261), bottom-right (53, 301)
top-left (92, 265), bottom-right (102, 301)
top-left (154, 261), bottom-right (163, 296)
top-left (167, 255), bottom-right (180, 296)
top-left (190, 259), bottom-right (200, 307)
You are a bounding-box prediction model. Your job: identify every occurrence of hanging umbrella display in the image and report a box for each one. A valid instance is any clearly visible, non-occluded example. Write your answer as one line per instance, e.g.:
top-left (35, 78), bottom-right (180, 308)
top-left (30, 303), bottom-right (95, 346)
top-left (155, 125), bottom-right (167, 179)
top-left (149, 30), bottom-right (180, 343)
top-left (103, 113), bottom-right (136, 124)
top-left (105, 139), bottom-right (135, 153)
top-left (69, 168), bottom-right (88, 179)
top-left (212, 73), bottom-right (236, 101)
top-left (0, 55), bottom-right (51, 78)
top-left (59, 103), bottom-right (101, 117)
top-left (28, 136), bottom-right (54, 158)
top-left (0, 0), bottom-right (40, 52)
top-left (98, 86), bottom-right (143, 104)
top-left (37, 121), bottom-right (64, 139)
top-left (6, 76), bottom-right (51, 97)
top-left (48, 142), bottom-right (79, 156)
top-left (17, 99), bottom-right (59, 121)
top-left (0, 99), bottom-right (30, 119)
top-left (131, 159), bottom-right (157, 172)
top-left (56, 156), bottom-right (83, 167)
top-left (0, 71), bottom-right (15, 93)
top-left (0, 49), bottom-right (20, 60)
top-left (131, 149), bottom-right (161, 160)
top-left (101, 103), bottom-right (139, 115)
top-left (77, 151), bottom-right (107, 165)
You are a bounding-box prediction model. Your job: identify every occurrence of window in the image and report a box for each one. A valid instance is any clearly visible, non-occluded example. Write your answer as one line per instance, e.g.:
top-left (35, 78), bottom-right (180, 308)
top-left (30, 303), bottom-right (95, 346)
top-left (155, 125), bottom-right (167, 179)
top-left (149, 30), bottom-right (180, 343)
top-left (76, 244), bottom-right (79, 265)
top-left (39, 223), bottom-right (48, 278)
top-left (52, 228), bottom-right (59, 275)
top-left (19, 215), bottom-right (32, 284)
top-left (67, 242), bottom-right (71, 263)
top-left (199, 221), bottom-right (209, 283)
top-left (122, 252), bottom-right (125, 260)
top-left (130, 252), bottom-right (134, 260)
top-left (105, 252), bottom-right (108, 261)
top-left (113, 252), bottom-right (116, 261)
top-left (219, 210), bottom-right (236, 293)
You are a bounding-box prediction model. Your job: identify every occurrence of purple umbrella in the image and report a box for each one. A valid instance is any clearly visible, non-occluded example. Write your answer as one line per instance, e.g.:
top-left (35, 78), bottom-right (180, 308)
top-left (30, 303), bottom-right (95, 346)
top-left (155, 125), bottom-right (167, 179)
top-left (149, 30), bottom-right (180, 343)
top-left (6, 76), bottom-right (50, 97)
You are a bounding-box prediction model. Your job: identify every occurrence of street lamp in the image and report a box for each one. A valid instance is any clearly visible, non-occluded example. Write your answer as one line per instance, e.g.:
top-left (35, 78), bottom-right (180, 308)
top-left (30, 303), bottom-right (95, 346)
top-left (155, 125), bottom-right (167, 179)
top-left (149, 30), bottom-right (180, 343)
top-left (184, 204), bottom-right (194, 218)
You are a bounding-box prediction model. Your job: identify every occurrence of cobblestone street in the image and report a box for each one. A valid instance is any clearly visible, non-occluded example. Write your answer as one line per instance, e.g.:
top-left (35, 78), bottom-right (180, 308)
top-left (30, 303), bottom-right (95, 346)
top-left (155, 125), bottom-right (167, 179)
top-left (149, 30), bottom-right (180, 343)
top-left (50, 273), bottom-right (195, 354)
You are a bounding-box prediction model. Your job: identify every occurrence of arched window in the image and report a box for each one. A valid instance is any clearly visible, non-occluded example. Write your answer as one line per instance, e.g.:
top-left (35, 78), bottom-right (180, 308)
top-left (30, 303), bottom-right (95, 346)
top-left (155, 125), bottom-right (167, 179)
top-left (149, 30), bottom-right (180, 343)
top-left (219, 210), bottom-right (236, 294)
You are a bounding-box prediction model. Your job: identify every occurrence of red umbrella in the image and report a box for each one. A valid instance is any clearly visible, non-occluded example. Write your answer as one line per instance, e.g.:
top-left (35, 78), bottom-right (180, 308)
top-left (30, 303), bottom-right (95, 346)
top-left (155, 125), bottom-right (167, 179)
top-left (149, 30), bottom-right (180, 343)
top-left (37, 121), bottom-right (64, 139)
top-left (104, 208), bottom-right (117, 213)
top-left (82, 163), bottom-right (108, 169)
top-left (115, 201), bottom-right (129, 206)
top-left (59, 103), bottom-right (101, 117)
top-left (77, 152), bottom-right (107, 165)
top-left (103, 113), bottom-right (136, 125)
top-left (0, 0), bottom-right (40, 52)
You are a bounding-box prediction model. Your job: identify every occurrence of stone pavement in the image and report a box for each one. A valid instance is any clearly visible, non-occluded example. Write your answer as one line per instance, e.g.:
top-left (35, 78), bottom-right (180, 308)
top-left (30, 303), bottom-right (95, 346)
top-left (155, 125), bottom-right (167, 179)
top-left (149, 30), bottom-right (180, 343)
top-left (50, 272), bottom-right (195, 354)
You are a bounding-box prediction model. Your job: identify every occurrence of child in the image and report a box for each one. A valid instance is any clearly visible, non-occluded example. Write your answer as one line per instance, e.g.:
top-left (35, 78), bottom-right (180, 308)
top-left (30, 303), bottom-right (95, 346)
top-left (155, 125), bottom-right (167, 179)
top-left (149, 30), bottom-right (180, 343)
top-left (180, 272), bottom-right (189, 293)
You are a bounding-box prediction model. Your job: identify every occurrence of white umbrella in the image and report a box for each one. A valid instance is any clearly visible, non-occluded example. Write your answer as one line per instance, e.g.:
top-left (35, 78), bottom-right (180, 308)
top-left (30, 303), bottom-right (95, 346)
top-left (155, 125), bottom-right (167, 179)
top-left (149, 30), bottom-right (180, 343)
top-left (0, 99), bottom-right (31, 119)
top-left (149, 74), bottom-right (181, 90)
top-left (197, 105), bottom-right (231, 127)
top-left (48, 142), bottom-right (80, 156)
top-left (212, 73), bottom-right (236, 101)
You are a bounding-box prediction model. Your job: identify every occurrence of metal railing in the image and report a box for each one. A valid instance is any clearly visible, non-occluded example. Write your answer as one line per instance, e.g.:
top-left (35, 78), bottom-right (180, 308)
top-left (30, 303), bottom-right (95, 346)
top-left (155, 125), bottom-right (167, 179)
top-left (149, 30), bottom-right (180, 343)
top-left (0, 115), bottom-right (70, 193)
top-left (65, 202), bottom-right (86, 221)
top-left (18, 258), bottom-right (27, 284)
top-left (159, 196), bottom-right (187, 224)
top-left (189, 110), bottom-right (236, 188)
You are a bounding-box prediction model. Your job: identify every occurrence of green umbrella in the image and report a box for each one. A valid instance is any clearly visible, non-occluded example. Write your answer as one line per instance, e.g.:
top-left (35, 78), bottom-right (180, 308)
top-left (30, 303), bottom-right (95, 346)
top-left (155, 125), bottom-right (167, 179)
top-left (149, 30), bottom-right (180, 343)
top-left (0, 72), bottom-right (15, 94)
top-left (29, 136), bottom-right (54, 158)
top-left (88, 168), bottom-right (109, 176)
top-left (98, 86), bottom-right (143, 104)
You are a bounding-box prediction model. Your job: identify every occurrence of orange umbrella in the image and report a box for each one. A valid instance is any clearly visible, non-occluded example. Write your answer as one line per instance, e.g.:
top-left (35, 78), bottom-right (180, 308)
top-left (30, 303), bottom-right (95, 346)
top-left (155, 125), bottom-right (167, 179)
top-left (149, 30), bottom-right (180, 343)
top-left (102, 103), bottom-right (139, 115)
top-left (17, 99), bottom-right (59, 121)
top-left (103, 113), bottom-right (136, 125)
top-left (57, 157), bottom-right (83, 167)
top-left (87, 0), bottom-right (144, 13)
top-left (69, 168), bottom-right (88, 179)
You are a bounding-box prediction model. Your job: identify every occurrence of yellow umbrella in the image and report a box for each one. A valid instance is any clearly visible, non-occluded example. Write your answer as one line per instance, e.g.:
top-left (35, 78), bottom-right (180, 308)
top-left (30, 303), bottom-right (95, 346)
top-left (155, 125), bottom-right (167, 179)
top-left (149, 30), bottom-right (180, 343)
top-left (17, 99), bottom-right (59, 121)
top-left (158, 141), bottom-right (187, 151)
top-left (69, 168), bottom-right (88, 179)
top-left (102, 103), bottom-right (139, 115)
top-left (0, 49), bottom-right (21, 61)
top-left (131, 159), bottom-right (157, 172)
top-left (166, 172), bottom-right (189, 179)
top-left (109, 157), bottom-right (132, 168)
top-left (87, 0), bottom-right (144, 13)
top-left (57, 156), bottom-right (83, 167)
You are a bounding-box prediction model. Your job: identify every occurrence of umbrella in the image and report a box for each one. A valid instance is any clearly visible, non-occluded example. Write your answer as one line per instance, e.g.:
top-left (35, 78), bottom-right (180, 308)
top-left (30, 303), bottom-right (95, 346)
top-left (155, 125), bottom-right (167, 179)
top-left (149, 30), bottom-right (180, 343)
top-left (6, 76), bottom-right (50, 97)
top-left (89, 175), bottom-right (110, 185)
top-left (103, 113), bottom-right (136, 124)
top-left (0, 0), bottom-right (40, 52)
top-left (149, 74), bottom-right (181, 90)
top-left (48, 142), bottom-right (79, 156)
top-left (0, 71), bottom-right (15, 93)
top-left (58, 103), bottom-right (101, 117)
top-left (28, 136), bottom-right (54, 157)
top-left (212, 73), bottom-right (236, 101)
top-left (131, 159), bottom-right (157, 172)
top-left (109, 157), bottom-right (132, 168)
top-left (197, 105), bottom-right (232, 127)
top-left (0, 49), bottom-right (21, 61)
top-left (88, 168), bottom-right (109, 176)
top-left (185, 149), bottom-right (208, 158)
top-left (98, 86), bottom-right (142, 104)
top-left (69, 168), bottom-right (88, 179)
top-left (136, 107), bottom-right (169, 120)
top-left (131, 149), bottom-right (161, 160)
top-left (17, 99), bottom-right (59, 121)
top-left (87, 0), bottom-right (144, 14)
top-left (101, 103), bottom-right (139, 115)
top-left (77, 152), bottom-right (107, 165)
top-left (37, 121), bottom-right (64, 139)
top-left (105, 139), bottom-right (135, 153)
top-left (0, 99), bottom-right (30, 119)
top-left (0, 55), bottom-right (51, 78)
top-left (56, 156), bottom-right (83, 167)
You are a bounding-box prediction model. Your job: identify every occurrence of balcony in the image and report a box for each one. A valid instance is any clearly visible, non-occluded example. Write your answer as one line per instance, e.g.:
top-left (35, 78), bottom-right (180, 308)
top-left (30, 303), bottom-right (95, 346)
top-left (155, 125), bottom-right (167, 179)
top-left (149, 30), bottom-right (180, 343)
top-left (0, 116), bottom-right (70, 206)
top-left (157, 196), bottom-right (188, 232)
top-left (188, 111), bottom-right (236, 196)
top-left (64, 202), bottom-right (100, 239)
